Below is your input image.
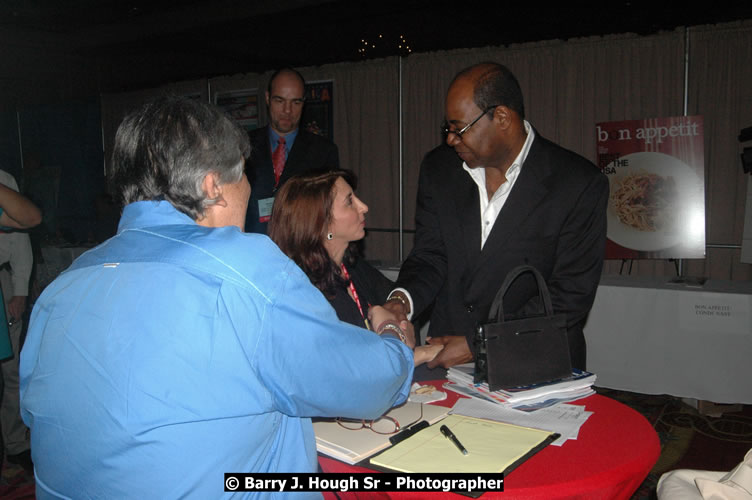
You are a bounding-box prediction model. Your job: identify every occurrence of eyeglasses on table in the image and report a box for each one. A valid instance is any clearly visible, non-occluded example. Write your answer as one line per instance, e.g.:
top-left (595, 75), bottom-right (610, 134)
top-left (335, 402), bottom-right (424, 435)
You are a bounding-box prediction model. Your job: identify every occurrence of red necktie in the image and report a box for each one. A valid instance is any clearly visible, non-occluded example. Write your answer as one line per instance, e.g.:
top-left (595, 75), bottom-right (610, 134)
top-left (272, 137), bottom-right (286, 187)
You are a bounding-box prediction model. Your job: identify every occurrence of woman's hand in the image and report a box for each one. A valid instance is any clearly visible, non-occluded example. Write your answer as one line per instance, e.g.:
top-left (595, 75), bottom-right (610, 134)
top-left (425, 335), bottom-right (473, 369)
top-left (368, 304), bottom-right (397, 329)
top-left (413, 344), bottom-right (444, 366)
top-left (369, 305), bottom-right (416, 349)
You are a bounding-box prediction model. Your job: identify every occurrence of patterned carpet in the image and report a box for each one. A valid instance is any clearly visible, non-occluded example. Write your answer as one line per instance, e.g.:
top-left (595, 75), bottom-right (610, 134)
top-left (0, 458), bottom-right (34, 499)
top-left (596, 388), bottom-right (752, 499)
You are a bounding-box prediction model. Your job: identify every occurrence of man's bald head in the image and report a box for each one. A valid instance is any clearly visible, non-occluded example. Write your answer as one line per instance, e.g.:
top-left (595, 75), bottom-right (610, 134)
top-left (451, 62), bottom-right (525, 121)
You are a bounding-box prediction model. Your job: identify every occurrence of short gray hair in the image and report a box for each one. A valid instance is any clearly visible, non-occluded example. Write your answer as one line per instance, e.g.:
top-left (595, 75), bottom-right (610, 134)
top-left (110, 96), bottom-right (250, 219)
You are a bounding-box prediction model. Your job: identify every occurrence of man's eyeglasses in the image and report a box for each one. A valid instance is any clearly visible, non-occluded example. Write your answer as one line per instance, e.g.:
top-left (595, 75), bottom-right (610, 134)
top-left (336, 403), bottom-right (423, 435)
top-left (441, 105), bottom-right (499, 140)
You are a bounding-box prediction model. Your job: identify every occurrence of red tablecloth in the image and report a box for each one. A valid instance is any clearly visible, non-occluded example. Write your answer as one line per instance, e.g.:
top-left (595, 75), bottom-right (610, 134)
top-left (319, 380), bottom-right (660, 499)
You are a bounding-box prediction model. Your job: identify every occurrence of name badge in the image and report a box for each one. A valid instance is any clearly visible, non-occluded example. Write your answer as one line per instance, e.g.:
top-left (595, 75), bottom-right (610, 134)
top-left (258, 197), bottom-right (274, 223)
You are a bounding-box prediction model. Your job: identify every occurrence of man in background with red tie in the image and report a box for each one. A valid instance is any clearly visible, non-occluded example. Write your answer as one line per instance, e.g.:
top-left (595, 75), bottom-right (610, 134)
top-left (244, 67), bottom-right (340, 234)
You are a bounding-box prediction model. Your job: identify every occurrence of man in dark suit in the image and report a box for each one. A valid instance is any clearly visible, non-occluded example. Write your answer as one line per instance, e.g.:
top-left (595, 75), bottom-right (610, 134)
top-left (245, 68), bottom-right (340, 234)
top-left (385, 62), bottom-right (608, 373)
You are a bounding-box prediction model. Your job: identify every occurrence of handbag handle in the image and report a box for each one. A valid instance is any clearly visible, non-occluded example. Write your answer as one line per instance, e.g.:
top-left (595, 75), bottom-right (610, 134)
top-left (487, 265), bottom-right (555, 323)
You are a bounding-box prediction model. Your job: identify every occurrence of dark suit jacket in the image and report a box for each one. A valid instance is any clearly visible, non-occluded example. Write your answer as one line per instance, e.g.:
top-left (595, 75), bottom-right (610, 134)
top-left (245, 126), bottom-right (339, 234)
top-left (396, 133), bottom-right (608, 369)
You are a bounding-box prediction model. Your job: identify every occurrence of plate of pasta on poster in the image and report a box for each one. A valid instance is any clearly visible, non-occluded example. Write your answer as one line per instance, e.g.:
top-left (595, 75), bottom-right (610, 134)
top-left (605, 151), bottom-right (702, 252)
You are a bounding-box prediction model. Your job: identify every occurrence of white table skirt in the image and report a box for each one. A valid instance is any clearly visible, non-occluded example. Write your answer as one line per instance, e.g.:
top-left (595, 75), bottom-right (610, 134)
top-left (584, 275), bottom-right (752, 404)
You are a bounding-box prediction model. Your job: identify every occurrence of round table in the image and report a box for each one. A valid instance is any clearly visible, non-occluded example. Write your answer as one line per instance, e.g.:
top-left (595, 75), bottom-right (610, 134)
top-left (319, 380), bottom-right (660, 499)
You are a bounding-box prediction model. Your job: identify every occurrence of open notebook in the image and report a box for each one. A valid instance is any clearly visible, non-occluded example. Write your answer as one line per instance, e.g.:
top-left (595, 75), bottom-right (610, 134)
top-left (314, 402), bottom-right (449, 465)
top-left (370, 413), bottom-right (559, 474)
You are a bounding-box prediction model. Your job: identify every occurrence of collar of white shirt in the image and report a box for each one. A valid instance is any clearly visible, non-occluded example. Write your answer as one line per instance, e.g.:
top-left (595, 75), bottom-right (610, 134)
top-left (462, 120), bottom-right (536, 248)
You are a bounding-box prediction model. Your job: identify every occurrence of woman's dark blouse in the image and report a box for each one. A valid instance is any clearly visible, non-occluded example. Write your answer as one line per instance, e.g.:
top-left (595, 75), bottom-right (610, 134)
top-left (327, 258), bottom-right (394, 329)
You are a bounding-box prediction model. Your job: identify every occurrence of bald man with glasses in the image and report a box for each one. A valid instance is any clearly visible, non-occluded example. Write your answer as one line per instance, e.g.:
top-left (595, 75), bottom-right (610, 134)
top-left (385, 62), bottom-right (609, 377)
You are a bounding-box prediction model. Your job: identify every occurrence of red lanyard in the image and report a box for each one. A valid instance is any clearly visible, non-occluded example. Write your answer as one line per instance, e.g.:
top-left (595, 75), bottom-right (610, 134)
top-left (341, 263), bottom-right (371, 330)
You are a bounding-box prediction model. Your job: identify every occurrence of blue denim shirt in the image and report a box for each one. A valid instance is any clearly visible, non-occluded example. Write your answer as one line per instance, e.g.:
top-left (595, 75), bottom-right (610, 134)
top-left (20, 200), bottom-right (412, 499)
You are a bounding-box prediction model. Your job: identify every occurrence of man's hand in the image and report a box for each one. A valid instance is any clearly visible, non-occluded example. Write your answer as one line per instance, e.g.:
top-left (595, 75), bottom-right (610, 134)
top-left (382, 291), bottom-right (410, 322)
top-left (382, 300), bottom-right (408, 322)
top-left (8, 296), bottom-right (27, 323)
top-left (425, 335), bottom-right (473, 369)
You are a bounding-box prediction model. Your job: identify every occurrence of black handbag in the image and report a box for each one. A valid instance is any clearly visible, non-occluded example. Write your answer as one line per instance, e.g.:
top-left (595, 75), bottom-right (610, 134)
top-left (473, 265), bottom-right (572, 391)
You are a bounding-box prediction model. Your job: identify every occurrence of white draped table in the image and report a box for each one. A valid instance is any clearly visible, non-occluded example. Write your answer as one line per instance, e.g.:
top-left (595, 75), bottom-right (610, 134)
top-left (584, 275), bottom-right (752, 404)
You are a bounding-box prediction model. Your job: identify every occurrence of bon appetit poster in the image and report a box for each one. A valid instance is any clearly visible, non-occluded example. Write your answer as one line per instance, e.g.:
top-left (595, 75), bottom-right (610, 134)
top-left (596, 116), bottom-right (705, 259)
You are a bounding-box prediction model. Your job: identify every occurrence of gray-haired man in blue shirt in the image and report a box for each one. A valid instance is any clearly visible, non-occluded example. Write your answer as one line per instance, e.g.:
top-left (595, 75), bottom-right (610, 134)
top-left (20, 96), bottom-right (413, 499)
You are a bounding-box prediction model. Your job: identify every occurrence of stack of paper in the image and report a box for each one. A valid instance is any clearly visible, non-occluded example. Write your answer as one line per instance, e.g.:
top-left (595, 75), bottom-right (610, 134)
top-left (446, 363), bottom-right (596, 410)
top-left (450, 396), bottom-right (593, 446)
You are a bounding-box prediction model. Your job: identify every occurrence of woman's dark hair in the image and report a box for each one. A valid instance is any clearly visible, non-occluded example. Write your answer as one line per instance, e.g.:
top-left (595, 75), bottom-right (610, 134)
top-left (109, 95), bottom-right (250, 219)
top-left (268, 169), bottom-right (358, 297)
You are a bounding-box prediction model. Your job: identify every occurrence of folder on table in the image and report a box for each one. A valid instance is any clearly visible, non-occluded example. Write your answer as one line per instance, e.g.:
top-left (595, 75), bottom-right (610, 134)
top-left (314, 402), bottom-right (449, 465)
top-left (369, 413), bottom-right (559, 475)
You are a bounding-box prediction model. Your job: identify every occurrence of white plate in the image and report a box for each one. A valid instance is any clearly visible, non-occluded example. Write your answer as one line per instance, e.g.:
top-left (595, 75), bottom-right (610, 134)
top-left (605, 151), bottom-right (702, 252)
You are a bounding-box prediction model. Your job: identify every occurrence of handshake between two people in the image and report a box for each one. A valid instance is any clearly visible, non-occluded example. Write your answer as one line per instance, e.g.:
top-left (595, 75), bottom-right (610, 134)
top-left (367, 305), bottom-right (442, 366)
top-left (371, 303), bottom-right (473, 369)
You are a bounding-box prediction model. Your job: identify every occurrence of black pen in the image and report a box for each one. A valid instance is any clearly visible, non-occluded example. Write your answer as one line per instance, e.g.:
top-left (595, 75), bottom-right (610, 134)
top-left (440, 424), bottom-right (468, 455)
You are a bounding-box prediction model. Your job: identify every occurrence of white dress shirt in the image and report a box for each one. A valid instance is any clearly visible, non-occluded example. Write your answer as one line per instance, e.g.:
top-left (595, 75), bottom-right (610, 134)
top-left (392, 121), bottom-right (536, 319)
top-left (462, 120), bottom-right (535, 248)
